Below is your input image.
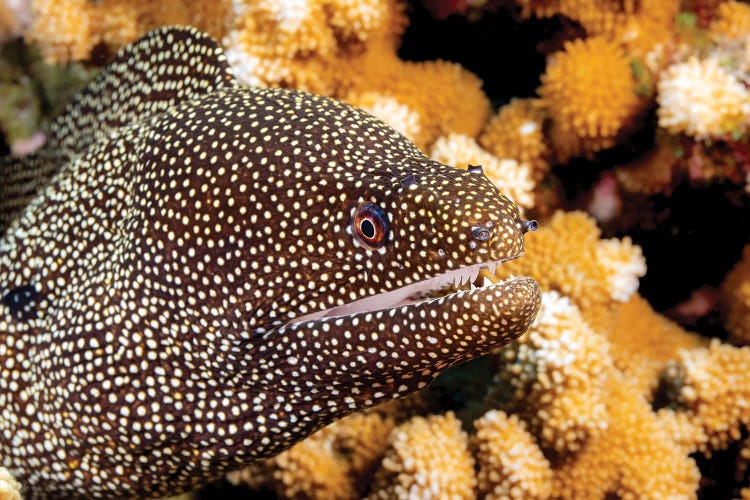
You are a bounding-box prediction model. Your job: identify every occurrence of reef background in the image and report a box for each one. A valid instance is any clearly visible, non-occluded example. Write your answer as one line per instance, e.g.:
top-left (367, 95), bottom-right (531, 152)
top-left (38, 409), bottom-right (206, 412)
top-left (2, 1), bottom-right (750, 499)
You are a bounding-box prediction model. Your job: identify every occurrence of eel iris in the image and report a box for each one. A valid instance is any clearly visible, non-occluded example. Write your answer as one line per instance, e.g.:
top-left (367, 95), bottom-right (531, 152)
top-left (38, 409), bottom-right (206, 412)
top-left (0, 27), bottom-right (541, 497)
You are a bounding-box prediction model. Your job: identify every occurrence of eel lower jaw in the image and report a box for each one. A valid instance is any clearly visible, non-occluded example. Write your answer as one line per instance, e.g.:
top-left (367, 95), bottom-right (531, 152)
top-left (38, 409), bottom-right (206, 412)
top-left (285, 255), bottom-right (526, 327)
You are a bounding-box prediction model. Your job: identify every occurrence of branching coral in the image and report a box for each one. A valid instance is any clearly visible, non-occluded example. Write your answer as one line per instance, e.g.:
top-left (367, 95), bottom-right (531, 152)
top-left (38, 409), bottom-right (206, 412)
top-left (493, 291), bottom-right (610, 454)
top-left (224, 0), bottom-right (406, 94)
top-left (473, 410), bottom-right (552, 500)
top-left (227, 412), bottom-right (396, 500)
top-left (346, 92), bottom-right (427, 150)
top-left (719, 244), bottom-right (750, 345)
top-left (539, 37), bottom-right (642, 159)
top-left (227, 426), bottom-right (355, 500)
top-left (366, 412), bottom-right (476, 500)
top-left (710, 1), bottom-right (750, 40)
top-left (491, 291), bottom-right (700, 498)
top-left (660, 340), bottom-right (750, 454)
top-left (0, 467), bottom-right (20, 500)
top-left (493, 211), bottom-right (646, 312)
top-left (25, 0), bottom-right (489, 150)
top-left (479, 98), bottom-right (550, 182)
top-left (430, 134), bottom-right (535, 210)
top-left (657, 57), bottom-right (750, 139)
top-left (329, 412), bottom-right (397, 481)
top-left (27, 0), bottom-right (230, 63)
top-left (597, 293), bottom-right (705, 398)
top-left (517, 0), bottom-right (679, 56)
top-left (551, 370), bottom-right (700, 499)
top-left (487, 212), bottom-right (704, 402)
top-left (344, 58), bottom-right (490, 148)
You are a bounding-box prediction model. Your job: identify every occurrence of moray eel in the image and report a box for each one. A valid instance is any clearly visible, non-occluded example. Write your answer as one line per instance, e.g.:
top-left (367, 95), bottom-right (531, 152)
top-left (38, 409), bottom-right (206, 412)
top-left (0, 27), bottom-right (541, 497)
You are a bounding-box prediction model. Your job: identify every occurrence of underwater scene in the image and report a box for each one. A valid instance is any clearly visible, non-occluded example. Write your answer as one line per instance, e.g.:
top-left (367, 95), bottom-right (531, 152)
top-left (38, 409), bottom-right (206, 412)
top-left (1, 0), bottom-right (750, 498)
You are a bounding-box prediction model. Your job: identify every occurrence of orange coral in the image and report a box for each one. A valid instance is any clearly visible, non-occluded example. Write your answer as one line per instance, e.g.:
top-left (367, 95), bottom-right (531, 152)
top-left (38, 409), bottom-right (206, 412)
top-left (710, 1), bottom-right (750, 40)
top-left (430, 134), bottom-right (535, 210)
top-left (494, 292), bottom-right (610, 453)
top-left (539, 37), bottom-right (642, 159)
top-left (269, 432), bottom-right (356, 500)
top-left (657, 57), bottom-right (750, 139)
top-left (492, 291), bottom-right (700, 498)
top-left (494, 211), bottom-right (646, 311)
top-left (344, 57), bottom-right (490, 147)
top-left (479, 98), bottom-right (551, 181)
top-left (227, 426), bottom-right (355, 500)
top-left (661, 340), bottom-right (750, 454)
top-left (366, 412), bottom-right (476, 500)
top-left (551, 370), bottom-right (700, 499)
top-left (494, 212), bottom-right (703, 400)
top-left (518, 0), bottom-right (678, 56)
top-left (25, 0), bottom-right (488, 148)
top-left (346, 92), bottom-right (428, 150)
top-left (593, 293), bottom-right (705, 398)
top-left (720, 244), bottom-right (750, 345)
top-left (0, 467), bottom-right (21, 500)
top-left (27, 0), bottom-right (94, 63)
top-left (329, 412), bottom-right (396, 480)
top-left (226, 412), bottom-right (396, 500)
top-left (473, 410), bottom-right (552, 500)
top-left (27, 0), bottom-right (230, 63)
top-left (224, 0), bottom-right (406, 95)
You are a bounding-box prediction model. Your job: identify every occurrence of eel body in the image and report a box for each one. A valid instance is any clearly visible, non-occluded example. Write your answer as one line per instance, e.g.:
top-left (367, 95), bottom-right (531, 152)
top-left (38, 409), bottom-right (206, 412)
top-left (0, 27), bottom-right (541, 497)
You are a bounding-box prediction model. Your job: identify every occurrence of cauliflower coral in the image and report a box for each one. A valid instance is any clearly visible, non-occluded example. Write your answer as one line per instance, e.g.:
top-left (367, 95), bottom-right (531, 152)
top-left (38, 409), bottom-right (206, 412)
top-left (494, 211), bottom-right (646, 312)
top-left (24, 0), bottom-right (489, 150)
top-left (491, 291), bottom-right (701, 499)
top-left (366, 412), bottom-right (476, 500)
top-left (0, 468), bottom-right (20, 500)
top-left (479, 98), bottom-right (550, 181)
top-left (493, 292), bottom-right (610, 453)
top-left (430, 134), bottom-right (536, 210)
top-left (473, 410), bottom-right (552, 500)
top-left (517, 0), bottom-right (679, 57)
top-left (709, 1), bottom-right (750, 40)
top-left (660, 340), bottom-right (750, 454)
top-left (657, 57), bottom-right (750, 139)
top-left (539, 37), bottom-right (643, 159)
top-left (227, 412), bottom-right (396, 500)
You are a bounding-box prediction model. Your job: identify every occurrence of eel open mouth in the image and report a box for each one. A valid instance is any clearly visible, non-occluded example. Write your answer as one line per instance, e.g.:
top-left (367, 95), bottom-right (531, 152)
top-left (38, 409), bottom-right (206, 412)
top-left (287, 255), bottom-right (527, 326)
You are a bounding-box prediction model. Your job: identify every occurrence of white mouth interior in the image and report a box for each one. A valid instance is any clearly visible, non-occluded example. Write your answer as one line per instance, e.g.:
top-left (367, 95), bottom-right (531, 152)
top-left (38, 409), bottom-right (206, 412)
top-left (288, 259), bottom-right (511, 326)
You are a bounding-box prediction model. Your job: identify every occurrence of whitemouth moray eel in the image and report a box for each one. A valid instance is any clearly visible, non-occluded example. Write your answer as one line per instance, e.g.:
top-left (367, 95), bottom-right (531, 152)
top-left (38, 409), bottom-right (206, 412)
top-left (0, 27), bottom-right (541, 498)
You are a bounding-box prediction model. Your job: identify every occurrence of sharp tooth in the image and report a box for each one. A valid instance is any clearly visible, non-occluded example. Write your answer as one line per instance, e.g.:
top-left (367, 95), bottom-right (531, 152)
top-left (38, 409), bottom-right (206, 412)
top-left (483, 276), bottom-right (493, 287)
top-left (488, 261), bottom-right (497, 276)
top-left (470, 283), bottom-right (477, 290)
top-left (454, 273), bottom-right (461, 288)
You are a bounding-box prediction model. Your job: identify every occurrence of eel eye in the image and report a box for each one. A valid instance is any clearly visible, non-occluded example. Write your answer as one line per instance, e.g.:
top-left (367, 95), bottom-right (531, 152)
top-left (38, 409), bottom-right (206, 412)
top-left (353, 203), bottom-right (389, 249)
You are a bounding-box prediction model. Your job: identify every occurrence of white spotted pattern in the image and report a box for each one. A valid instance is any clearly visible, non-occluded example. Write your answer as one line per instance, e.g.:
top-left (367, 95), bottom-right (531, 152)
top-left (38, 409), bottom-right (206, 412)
top-left (0, 27), bottom-right (540, 498)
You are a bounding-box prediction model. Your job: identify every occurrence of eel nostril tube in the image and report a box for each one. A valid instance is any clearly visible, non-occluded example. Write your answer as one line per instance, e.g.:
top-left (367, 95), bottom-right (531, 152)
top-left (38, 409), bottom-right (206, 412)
top-left (522, 220), bottom-right (539, 234)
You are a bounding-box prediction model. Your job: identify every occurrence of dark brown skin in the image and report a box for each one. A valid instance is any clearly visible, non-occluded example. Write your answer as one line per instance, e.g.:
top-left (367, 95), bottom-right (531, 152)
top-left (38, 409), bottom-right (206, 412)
top-left (0, 27), bottom-right (541, 498)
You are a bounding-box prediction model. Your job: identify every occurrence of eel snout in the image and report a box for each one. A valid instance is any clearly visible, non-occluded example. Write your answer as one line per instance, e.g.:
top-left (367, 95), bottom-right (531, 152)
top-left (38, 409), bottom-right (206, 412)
top-left (260, 276), bottom-right (541, 408)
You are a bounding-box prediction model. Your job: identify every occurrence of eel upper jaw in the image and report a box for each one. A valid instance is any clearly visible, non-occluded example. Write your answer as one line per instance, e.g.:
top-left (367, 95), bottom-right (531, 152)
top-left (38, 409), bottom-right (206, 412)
top-left (285, 253), bottom-right (526, 327)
